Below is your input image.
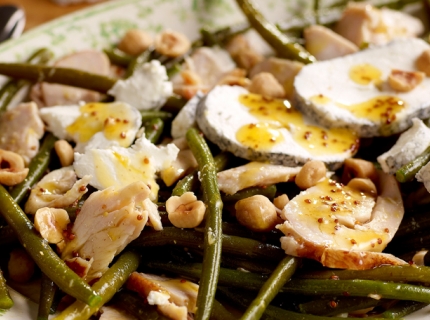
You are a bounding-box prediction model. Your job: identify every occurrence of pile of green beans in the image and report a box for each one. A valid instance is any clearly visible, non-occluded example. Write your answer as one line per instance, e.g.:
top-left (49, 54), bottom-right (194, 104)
top-left (1, 2), bottom-right (430, 318)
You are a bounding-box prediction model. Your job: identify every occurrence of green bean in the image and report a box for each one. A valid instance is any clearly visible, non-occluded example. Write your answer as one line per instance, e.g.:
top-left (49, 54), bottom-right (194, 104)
top-left (0, 269), bottom-right (13, 310)
top-left (218, 287), bottom-right (388, 320)
top-left (219, 221), bottom-right (282, 244)
top-left (144, 118), bottom-right (165, 144)
top-left (148, 260), bottom-right (430, 303)
top-left (0, 63), bottom-right (116, 93)
top-left (140, 110), bottom-right (172, 123)
top-left (145, 261), bottom-right (269, 290)
top-left (132, 227), bottom-right (284, 261)
top-left (125, 49), bottom-right (153, 78)
top-left (382, 300), bottom-right (428, 318)
top-left (223, 185), bottom-right (277, 202)
top-left (297, 264), bottom-right (430, 283)
top-left (161, 95), bottom-right (187, 113)
top-left (235, 0), bottom-right (316, 64)
top-left (240, 256), bottom-right (299, 320)
top-left (200, 28), bottom-right (223, 47)
top-left (0, 185), bottom-right (100, 307)
top-left (166, 62), bottom-right (182, 78)
top-left (313, 0), bottom-right (321, 25)
top-left (172, 152), bottom-right (231, 196)
top-left (0, 48), bottom-right (53, 113)
top-left (282, 279), bottom-right (430, 303)
top-left (396, 145), bottom-right (430, 182)
top-left (185, 128), bottom-right (223, 320)
top-left (211, 299), bottom-right (237, 320)
top-left (199, 23), bottom-right (250, 47)
top-left (298, 297), bottom-right (379, 316)
top-left (113, 290), bottom-right (170, 320)
top-left (172, 171), bottom-right (199, 196)
top-left (53, 251), bottom-right (140, 320)
top-left (103, 48), bottom-right (133, 67)
top-left (37, 273), bottom-right (58, 320)
top-left (221, 255), bottom-right (276, 274)
top-left (9, 133), bottom-right (57, 204)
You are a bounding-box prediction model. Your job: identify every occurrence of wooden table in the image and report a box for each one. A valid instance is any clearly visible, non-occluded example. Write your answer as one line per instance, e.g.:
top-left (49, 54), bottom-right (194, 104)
top-left (0, 0), bottom-right (107, 31)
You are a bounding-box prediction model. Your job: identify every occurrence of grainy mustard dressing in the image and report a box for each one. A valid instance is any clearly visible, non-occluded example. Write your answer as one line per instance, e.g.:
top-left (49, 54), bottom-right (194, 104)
top-left (66, 102), bottom-right (134, 146)
top-left (311, 93), bottom-right (406, 125)
top-left (349, 63), bottom-right (382, 85)
top-left (294, 178), bottom-right (388, 250)
top-left (236, 93), bottom-right (359, 155)
top-left (309, 63), bottom-right (406, 125)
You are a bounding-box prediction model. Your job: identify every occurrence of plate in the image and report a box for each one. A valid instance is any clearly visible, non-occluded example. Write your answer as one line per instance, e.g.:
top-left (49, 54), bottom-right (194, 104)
top-left (0, 0), bottom-right (429, 319)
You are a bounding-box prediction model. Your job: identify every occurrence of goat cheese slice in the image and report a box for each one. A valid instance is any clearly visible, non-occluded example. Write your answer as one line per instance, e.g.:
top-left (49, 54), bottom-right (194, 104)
top-left (377, 118), bottom-right (430, 174)
top-left (196, 85), bottom-right (359, 169)
top-left (294, 38), bottom-right (430, 137)
top-left (171, 92), bottom-right (203, 139)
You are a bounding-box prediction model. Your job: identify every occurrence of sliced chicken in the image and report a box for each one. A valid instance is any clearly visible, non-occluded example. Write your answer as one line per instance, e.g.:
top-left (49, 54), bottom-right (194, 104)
top-left (144, 198), bottom-right (163, 231)
top-left (249, 57), bottom-right (303, 99)
top-left (0, 102), bottom-right (44, 165)
top-left (217, 161), bottom-right (302, 195)
top-left (304, 25), bottom-right (359, 61)
top-left (127, 272), bottom-right (198, 320)
top-left (25, 166), bottom-right (91, 214)
top-left (32, 50), bottom-right (110, 107)
top-left (276, 171), bottom-right (406, 269)
top-left (61, 181), bottom-right (151, 282)
top-left (335, 2), bottom-right (424, 47)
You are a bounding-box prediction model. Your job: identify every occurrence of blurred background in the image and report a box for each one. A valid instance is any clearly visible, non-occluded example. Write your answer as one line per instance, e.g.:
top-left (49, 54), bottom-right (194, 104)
top-left (0, 0), bottom-right (108, 31)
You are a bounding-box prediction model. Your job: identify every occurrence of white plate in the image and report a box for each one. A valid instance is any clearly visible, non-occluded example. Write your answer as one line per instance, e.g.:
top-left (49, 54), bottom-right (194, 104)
top-left (0, 0), bottom-right (429, 319)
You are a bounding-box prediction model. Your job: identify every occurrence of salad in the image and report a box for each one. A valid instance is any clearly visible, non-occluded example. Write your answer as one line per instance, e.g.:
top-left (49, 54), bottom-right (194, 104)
top-left (0, 0), bottom-right (430, 319)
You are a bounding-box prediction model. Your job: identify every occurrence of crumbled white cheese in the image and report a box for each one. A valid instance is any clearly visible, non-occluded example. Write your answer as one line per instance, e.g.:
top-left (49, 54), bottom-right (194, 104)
top-left (39, 105), bottom-right (80, 140)
top-left (108, 60), bottom-right (173, 110)
top-left (73, 136), bottom-right (179, 200)
top-left (40, 102), bottom-right (142, 152)
top-left (171, 92), bottom-right (203, 139)
top-left (147, 291), bottom-right (171, 305)
top-left (378, 118), bottom-right (430, 174)
top-left (78, 132), bottom-right (120, 153)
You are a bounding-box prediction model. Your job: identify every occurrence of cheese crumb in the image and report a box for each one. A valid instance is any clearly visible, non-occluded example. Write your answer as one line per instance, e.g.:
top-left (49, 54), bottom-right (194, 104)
top-left (147, 291), bottom-right (171, 305)
top-left (108, 60), bottom-right (173, 110)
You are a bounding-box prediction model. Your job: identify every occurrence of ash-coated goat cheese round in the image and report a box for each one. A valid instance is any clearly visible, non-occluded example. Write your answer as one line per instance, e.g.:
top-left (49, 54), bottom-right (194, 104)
top-left (294, 38), bottom-right (430, 137)
top-left (196, 85), bottom-right (359, 169)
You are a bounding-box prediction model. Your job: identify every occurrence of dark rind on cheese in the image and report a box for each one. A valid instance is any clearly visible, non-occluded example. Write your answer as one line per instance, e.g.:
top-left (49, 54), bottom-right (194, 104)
top-left (196, 92), bottom-right (347, 170)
